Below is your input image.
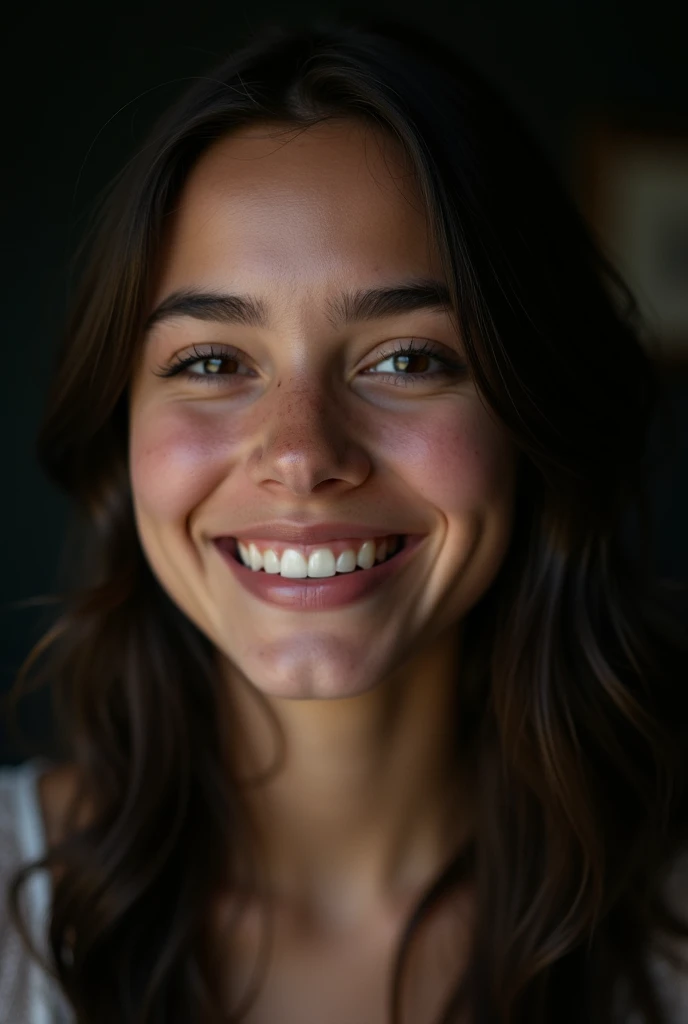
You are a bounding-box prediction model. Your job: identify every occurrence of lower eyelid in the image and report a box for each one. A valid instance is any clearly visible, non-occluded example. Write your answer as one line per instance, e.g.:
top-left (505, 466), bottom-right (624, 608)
top-left (156, 347), bottom-right (465, 383)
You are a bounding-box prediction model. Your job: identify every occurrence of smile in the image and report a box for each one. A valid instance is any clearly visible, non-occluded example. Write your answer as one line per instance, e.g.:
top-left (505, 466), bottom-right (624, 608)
top-left (213, 534), bottom-right (425, 611)
top-left (235, 534), bottom-right (404, 577)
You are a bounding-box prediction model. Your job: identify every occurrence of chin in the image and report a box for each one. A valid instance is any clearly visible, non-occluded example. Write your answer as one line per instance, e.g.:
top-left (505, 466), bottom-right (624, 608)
top-left (247, 669), bottom-right (383, 702)
top-left (223, 638), bottom-right (393, 701)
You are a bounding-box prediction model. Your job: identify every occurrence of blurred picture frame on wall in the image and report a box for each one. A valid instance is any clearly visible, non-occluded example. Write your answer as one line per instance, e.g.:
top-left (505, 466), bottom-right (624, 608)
top-left (576, 112), bottom-right (688, 370)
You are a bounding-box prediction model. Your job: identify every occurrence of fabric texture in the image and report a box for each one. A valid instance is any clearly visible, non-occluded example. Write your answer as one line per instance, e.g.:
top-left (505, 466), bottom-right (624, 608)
top-left (0, 758), bottom-right (74, 1024)
top-left (1, 757), bottom-right (687, 1023)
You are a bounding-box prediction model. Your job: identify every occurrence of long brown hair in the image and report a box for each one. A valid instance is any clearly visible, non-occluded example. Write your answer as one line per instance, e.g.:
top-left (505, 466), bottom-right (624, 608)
top-left (4, 13), bottom-right (688, 1023)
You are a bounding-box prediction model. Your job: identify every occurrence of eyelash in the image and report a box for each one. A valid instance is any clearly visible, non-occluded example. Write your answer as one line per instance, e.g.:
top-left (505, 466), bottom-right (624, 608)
top-left (152, 340), bottom-right (466, 389)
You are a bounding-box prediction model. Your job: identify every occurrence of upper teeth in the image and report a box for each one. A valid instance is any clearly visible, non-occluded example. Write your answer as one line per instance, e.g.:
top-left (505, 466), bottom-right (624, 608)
top-left (236, 536), bottom-right (400, 577)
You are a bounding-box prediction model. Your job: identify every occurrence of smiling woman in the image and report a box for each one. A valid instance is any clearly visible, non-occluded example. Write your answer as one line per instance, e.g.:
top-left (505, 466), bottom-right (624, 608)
top-left (2, 12), bottom-right (688, 1024)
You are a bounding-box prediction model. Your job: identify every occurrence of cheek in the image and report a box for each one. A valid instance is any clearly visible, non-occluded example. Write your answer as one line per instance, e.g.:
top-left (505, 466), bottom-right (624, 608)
top-left (380, 402), bottom-right (514, 513)
top-left (128, 395), bottom-right (514, 526)
top-left (129, 405), bottom-right (235, 522)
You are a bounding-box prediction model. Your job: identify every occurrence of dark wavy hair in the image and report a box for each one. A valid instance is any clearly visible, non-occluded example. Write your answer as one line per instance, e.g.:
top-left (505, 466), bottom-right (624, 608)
top-left (4, 12), bottom-right (688, 1024)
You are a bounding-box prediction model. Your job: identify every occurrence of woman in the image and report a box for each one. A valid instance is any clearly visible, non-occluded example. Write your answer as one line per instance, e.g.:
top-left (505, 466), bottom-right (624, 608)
top-left (1, 13), bottom-right (687, 1024)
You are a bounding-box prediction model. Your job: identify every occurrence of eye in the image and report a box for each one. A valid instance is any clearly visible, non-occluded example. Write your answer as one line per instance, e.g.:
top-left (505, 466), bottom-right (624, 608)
top-left (152, 339), bottom-right (467, 388)
top-left (364, 339), bottom-right (466, 385)
top-left (152, 344), bottom-right (254, 387)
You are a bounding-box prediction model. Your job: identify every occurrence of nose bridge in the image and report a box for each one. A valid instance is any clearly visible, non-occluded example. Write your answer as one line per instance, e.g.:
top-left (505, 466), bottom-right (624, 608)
top-left (274, 365), bottom-right (335, 436)
top-left (247, 369), bottom-right (369, 493)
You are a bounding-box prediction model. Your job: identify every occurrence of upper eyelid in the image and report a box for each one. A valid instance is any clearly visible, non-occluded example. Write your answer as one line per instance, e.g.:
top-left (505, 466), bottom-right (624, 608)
top-left (156, 337), bottom-right (462, 369)
top-left (148, 331), bottom-right (471, 396)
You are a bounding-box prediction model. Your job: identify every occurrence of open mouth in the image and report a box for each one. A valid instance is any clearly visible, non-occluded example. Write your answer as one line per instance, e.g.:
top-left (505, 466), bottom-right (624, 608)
top-left (223, 534), bottom-right (409, 577)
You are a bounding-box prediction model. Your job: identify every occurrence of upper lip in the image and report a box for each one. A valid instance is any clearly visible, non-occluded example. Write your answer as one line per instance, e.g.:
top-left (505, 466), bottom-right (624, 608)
top-left (214, 522), bottom-right (415, 545)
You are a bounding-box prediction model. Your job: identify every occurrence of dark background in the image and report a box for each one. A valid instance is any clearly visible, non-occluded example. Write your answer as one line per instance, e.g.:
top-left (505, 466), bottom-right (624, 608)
top-left (2, 0), bottom-right (687, 764)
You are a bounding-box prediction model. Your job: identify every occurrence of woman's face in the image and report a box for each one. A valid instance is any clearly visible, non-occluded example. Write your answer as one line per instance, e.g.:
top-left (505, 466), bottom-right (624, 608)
top-left (128, 119), bottom-right (517, 700)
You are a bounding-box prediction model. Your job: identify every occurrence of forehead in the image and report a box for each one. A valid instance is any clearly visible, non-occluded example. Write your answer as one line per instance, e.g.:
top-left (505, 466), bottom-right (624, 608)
top-left (152, 120), bottom-right (442, 305)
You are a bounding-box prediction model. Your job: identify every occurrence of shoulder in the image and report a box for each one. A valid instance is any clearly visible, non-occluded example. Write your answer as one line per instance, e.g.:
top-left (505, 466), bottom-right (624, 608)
top-left (0, 758), bottom-right (50, 869)
top-left (0, 759), bottom-right (55, 1021)
top-left (0, 759), bottom-right (80, 1023)
top-left (0, 756), bottom-right (82, 854)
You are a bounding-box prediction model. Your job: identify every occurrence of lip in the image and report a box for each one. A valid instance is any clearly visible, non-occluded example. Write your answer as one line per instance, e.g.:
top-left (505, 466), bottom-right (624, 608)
top-left (214, 522), bottom-right (416, 546)
top-left (213, 534), bottom-right (426, 611)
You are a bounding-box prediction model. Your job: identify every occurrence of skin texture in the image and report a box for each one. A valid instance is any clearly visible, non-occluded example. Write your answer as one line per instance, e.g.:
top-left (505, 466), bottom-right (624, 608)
top-left (98, 118), bottom-right (517, 1015)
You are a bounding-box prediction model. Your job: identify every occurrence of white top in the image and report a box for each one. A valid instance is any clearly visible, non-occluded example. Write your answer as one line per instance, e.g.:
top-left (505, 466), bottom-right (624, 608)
top-left (1, 757), bottom-right (687, 1023)
top-left (0, 758), bottom-right (73, 1024)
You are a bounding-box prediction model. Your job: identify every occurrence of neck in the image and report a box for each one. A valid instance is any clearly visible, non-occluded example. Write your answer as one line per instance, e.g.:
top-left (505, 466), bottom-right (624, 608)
top-left (221, 626), bottom-right (472, 932)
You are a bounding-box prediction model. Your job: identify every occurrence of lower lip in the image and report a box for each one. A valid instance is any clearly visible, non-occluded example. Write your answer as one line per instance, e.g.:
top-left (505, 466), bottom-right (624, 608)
top-left (213, 535), bottom-right (425, 610)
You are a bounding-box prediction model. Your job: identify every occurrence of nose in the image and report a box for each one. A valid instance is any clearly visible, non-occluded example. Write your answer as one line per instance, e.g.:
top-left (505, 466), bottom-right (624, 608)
top-left (244, 375), bottom-right (372, 496)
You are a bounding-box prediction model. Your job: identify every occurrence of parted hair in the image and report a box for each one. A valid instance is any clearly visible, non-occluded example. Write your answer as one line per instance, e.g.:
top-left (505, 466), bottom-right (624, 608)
top-left (4, 12), bottom-right (688, 1024)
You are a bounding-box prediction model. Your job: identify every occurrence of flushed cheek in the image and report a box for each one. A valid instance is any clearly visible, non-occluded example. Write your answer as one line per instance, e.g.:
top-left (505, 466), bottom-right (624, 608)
top-left (129, 405), bottom-right (239, 522)
top-left (378, 402), bottom-right (515, 513)
top-left (128, 396), bottom-right (514, 528)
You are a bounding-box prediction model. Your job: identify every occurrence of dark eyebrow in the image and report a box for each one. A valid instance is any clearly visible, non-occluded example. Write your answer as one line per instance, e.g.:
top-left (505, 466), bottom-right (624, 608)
top-left (143, 278), bottom-right (453, 337)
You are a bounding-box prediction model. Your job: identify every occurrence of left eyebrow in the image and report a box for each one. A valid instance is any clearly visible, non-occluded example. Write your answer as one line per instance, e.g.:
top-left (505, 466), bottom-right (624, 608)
top-left (143, 278), bottom-right (454, 337)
